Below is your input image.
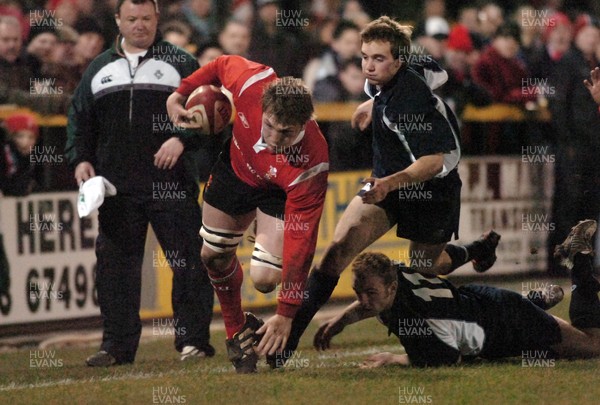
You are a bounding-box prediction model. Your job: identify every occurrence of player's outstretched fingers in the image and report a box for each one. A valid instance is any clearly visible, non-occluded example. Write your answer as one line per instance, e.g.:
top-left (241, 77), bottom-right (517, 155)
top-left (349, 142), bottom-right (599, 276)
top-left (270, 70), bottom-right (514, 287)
top-left (313, 323), bottom-right (328, 351)
top-left (314, 317), bottom-right (344, 351)
top-left (256, 314), bottom-right (292, 355)
top-left (359, 352), bottom-right (392, 369)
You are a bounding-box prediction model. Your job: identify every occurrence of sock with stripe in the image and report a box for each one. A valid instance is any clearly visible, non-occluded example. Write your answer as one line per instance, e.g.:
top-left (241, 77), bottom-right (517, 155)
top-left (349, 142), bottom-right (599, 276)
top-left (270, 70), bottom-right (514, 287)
top-left (208, 257), bottom-right (245, 339)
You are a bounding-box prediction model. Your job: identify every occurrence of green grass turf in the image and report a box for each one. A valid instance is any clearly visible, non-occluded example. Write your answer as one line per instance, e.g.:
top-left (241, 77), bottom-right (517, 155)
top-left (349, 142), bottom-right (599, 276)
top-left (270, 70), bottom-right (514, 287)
top-left (1, 283), bottom-right (600, 405)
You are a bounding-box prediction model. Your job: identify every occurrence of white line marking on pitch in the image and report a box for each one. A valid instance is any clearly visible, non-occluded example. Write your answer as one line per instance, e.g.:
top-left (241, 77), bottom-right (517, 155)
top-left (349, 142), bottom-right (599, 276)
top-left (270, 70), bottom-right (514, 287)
top-left (0, 345), bottom-right (402, 391)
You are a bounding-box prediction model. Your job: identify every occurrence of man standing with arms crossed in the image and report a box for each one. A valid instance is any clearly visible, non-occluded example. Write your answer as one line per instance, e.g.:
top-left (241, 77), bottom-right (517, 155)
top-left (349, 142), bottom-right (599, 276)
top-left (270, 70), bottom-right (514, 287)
top-left (65, 0), bottom-right (214, 366)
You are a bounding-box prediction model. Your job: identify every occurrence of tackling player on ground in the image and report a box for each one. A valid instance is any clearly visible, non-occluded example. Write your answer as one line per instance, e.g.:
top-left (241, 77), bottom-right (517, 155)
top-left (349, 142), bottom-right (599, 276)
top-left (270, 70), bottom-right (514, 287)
top-left (315, 220), bottom-right (600, 367)
top-left (276, 16), bottom-right (500, 366)
top-left (167, 56), bottom-right (329, 373)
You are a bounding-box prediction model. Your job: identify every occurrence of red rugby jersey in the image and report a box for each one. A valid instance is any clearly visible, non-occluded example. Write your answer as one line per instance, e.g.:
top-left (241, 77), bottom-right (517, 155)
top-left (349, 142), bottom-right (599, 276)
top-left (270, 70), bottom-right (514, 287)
top-left (177, 55), bottom-right (329, 318)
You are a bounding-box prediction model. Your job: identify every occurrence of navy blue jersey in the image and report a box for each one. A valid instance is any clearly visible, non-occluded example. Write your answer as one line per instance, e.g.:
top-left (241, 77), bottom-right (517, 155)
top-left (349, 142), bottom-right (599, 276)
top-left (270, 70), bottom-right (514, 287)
top-left (378, 265), bottom-right (485, 367)
top-left (365, 61), bottom-right (461, 179)
top-left (378, 265), bottom-right (562, 367)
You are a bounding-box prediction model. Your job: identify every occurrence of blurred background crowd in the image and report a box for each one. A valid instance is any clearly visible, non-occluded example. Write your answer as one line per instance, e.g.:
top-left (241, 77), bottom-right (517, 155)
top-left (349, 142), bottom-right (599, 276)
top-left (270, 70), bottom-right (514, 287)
top-left (0, 0), bottom-right (598, 159)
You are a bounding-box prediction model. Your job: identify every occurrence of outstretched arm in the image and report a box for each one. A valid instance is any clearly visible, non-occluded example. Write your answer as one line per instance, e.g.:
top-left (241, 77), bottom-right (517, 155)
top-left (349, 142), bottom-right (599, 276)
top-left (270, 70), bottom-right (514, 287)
top-left (313, 300), bottom-right (377, 350)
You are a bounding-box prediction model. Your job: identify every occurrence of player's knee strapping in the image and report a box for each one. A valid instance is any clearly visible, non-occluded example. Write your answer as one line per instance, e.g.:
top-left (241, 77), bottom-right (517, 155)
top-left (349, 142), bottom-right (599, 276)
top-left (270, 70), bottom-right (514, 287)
top-left (200, 224), bottom-right (244, 253)
top-left (251, 242), bottom-right (282, 271)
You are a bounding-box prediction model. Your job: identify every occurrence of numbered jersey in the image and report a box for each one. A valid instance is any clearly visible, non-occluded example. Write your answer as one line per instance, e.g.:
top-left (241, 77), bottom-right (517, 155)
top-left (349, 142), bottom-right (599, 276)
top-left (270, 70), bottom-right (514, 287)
top-left (378, 265), bottom-right (562, 366)
top-left (378, 265), bottom-right (486, 367)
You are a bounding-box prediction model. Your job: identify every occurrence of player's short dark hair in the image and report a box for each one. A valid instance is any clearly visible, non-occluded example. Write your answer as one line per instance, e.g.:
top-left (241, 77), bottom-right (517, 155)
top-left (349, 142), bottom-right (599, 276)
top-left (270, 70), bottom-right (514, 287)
top-left (333, 20), bottom-right (360, 40)
top-left (262, 77), bottom-right (314, 127)
top-left (352, 252), bottom-right (398, 287)
top-left (116, 0), bottom-right (158, 14)
top-left (360, 16), bottom-right (412, 60)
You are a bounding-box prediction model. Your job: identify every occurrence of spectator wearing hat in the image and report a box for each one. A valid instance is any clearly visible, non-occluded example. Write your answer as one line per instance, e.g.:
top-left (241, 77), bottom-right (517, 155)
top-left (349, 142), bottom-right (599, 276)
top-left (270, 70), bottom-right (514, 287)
top-left (52, 25), bottom-right (79, 66)
top-left (25, 26), bottom-right (59, 78)
top-left (548, 14), bottom-right (600, 273)
top-left (0, 0), bottom-right (30, 41)
top-left (0, 113), bottom-right (39, 195)
top-left (438, 24), bottom-right (491, 118)
top-left (73, 17), bottom-right (106, 72)
top-left (414, 16), bottom-right (450, 62)
top-left (0, 111), bottom-right (39, 320)
top-left (412, 0), bottom-right (447, 39)
top-left (42, 26), bottom-right (82, 95)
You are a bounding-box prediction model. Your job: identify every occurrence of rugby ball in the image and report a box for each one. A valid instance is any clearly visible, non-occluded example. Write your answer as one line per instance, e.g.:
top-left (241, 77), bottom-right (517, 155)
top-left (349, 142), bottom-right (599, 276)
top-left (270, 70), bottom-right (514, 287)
top-left (184, 85), bottom-right (233, 135)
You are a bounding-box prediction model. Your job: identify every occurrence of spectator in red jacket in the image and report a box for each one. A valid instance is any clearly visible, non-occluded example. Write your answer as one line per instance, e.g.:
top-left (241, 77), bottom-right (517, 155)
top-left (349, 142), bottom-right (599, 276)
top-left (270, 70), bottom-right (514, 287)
top-left (471, 22), bottom-right (537, 154)
top-left (472, 22), bottom-right (537, 105)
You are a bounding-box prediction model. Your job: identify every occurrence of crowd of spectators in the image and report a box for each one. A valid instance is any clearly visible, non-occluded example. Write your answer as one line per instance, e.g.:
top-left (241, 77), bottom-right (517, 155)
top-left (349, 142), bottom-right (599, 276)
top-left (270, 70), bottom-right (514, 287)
top-left (0, 0), bottom-right (598, 167)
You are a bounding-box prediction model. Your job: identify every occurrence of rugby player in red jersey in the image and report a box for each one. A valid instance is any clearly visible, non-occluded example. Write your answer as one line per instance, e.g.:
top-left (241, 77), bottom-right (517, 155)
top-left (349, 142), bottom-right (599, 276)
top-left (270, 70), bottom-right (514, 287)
top-left (167, 55), bottom-right (329, 373)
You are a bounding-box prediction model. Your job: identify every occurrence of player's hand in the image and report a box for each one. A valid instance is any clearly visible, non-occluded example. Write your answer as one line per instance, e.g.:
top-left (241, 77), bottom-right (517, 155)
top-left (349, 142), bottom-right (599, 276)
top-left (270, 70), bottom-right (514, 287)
top-left (256, 314), bottom-right (292, 356)
top-left (584, 67), bottom-right (600, 105)
top-left (75, 161), bottom-right (95, 184)
top-left (154, 137), bottom-right (184, 169)
top-left (313, 314), bottom-right (345, 351)
top-left (360, 176), bottom-right (393, 204)
top-left (359, 352), bottom-right (396, 369)
top-left (351, 99), bottom-right (373, 131)
top-left (166, 91), bottom-right (195, 127)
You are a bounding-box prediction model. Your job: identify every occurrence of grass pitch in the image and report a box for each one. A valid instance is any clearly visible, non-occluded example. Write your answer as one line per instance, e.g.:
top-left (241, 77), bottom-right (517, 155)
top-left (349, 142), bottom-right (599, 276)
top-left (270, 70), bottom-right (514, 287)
top-left (1, 282), bottom-right (600, 405)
